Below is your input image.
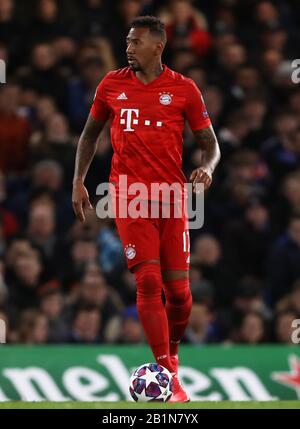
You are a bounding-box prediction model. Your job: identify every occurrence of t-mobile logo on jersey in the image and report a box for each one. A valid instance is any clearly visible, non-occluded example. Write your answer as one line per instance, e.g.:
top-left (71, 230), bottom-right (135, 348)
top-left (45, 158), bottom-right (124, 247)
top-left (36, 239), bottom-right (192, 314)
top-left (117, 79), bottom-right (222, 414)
top-left (120, 108), bottom-right (163, 132)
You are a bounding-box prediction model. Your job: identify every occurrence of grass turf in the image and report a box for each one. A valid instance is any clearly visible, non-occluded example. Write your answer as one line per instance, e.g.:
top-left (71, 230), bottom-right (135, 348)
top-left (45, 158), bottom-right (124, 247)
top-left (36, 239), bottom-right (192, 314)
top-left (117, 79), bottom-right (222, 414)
top-left (0, 401), bottom-right (299, 409)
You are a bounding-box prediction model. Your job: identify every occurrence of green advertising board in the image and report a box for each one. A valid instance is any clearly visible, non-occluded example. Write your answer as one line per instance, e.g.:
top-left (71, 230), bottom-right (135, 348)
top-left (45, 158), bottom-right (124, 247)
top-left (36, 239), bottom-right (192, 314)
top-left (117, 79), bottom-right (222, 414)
top-left (0, 345), bottom-right (299, 401)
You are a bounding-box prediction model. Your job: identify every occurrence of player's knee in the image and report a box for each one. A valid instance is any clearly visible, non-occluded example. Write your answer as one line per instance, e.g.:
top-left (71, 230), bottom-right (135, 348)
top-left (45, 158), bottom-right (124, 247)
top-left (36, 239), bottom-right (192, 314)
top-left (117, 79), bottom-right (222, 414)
top-left (164, 279), bottom-right (192, 306)
top-left (167, 289), bottom-right (192, 306)
top-left (134, 262), bottom-right (163, 301)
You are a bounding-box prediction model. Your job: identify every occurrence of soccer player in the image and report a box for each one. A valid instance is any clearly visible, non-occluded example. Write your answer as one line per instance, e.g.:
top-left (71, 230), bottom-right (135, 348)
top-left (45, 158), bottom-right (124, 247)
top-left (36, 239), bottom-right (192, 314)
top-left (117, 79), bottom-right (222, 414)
top-left (72, 16), bottom-right (220, 402)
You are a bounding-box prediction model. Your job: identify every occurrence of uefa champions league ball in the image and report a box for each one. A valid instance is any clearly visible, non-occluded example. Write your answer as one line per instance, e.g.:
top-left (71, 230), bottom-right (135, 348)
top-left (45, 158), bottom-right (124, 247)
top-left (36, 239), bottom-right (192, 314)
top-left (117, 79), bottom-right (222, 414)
top-left (129, 363), bottom-right (173, 402)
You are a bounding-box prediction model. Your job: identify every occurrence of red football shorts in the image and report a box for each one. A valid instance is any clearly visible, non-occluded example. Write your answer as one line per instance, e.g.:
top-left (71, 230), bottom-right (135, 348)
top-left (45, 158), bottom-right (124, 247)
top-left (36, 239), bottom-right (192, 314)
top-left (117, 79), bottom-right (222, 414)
top-left (114, 200), bottom-right (190, 271)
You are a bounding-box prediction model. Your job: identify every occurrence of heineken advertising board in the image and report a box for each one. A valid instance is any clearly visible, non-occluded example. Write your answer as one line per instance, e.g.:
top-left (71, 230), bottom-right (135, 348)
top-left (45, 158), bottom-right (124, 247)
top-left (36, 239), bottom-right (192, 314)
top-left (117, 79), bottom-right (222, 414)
top-left (0, 346), bottom-right (299, 401)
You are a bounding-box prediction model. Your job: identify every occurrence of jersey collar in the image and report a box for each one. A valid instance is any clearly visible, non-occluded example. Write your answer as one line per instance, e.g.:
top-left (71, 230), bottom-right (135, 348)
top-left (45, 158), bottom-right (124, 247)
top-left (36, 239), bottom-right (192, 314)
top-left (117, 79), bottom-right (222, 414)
top-left (131, 64), bottom-right (168, 87)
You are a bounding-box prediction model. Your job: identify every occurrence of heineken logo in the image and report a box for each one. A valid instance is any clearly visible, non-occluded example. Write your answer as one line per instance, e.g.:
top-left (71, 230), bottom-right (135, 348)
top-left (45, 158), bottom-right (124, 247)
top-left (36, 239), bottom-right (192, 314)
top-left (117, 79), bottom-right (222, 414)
top-left (272, 355), bottom-right (300, 399)
top-left (0, 347), bottom-right (299, 401)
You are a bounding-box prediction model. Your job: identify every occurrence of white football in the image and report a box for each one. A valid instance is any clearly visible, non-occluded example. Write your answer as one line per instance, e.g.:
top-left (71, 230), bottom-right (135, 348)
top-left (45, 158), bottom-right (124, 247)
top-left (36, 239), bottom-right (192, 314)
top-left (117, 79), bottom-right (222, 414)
top-left (129, 363), bottom-right (173, 402)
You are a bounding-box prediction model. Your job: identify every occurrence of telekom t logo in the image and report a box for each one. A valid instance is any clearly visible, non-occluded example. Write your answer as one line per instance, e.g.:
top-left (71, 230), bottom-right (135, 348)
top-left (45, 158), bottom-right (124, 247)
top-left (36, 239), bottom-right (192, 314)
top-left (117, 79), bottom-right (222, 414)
top-left (120, 108), bottom-right (139, 132)
top-left (120, 108), bottom-right (163, 131)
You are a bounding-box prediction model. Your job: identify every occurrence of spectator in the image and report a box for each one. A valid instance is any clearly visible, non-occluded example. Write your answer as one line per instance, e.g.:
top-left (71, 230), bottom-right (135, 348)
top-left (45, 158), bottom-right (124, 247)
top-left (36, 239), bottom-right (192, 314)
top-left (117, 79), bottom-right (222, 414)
top-left (230, 311), bottom-right (268, 344)
top-left (268, 215), bottom-right (300, 305)
top-left (260, 24), bottom-right (288, 53)
top-left (218, 43), bottom-right (247, 79)
top-left (63, 239), bottom-right (99, 286)
top-left (276, 279), bottom-right (300, 315)
top-left (28, 0), bottom-right (66, 45)
top-left (162, 0), bottom-right (211, 57)
top-left (96, 219), bottom-right (125, 275)
top-left (260, 49), bottom-right (283, 80)
top-left (27, 201), bottom-right (57, 259)
top-left (115, 270), bottom-right (137, 306)
top-left (184, 65), bottom-right (207, 90)
top-left (0, 0), bottom-right (22, 68)
top-left (171, 48), bottom-right (198, 74)
top-left (222, 199), bottom-right (272, 280)
top-left (0, 83), bottom-right (31, 174)
top-left (38, 279), bottom-right (68, 342)
top-left (33, 95), bottom-right (57, 130)
top-left (184, 301), bottom-right (220, 344)
top-left (273, 171), bottom-right (300, 234)
top-left (242, 97), bottom-right (268, 140)
top-left (17, 308), bottom-right (49, 344)
top-left (7, 249), bottom-right (43, 322)
top-left (218, 277), bottom-right (271, 339)
top-left (65, 271), bottom-right (123, 331)
top-left (274, 308), bottom-right (299, 344)
top-left (78, 0), bottom-right (110, 38)
top-left (218, 112), bottom-right (250, 161)
top-left (30, 113), bottom-right (76, 186)
top-left (116, 305), bottom-right (145, 344)
top-left (202, 85), bottom-right (224, 128)
top-left (68, 305), bottom-right (102, 343)
top-left (17, 43), bottom-right (67, 111)
top-left (262, 112), bottom-right (299, 184)
top-left (191, 234), bottom-right (237, 306)
top-left (4, 237), bottom-right (33, 270)
top-left (231, 65), bottom-right (265, 104)
top-left (9, 160), bottom-right (73, 231)
top-left (68, 57), bottom-right (106, 131)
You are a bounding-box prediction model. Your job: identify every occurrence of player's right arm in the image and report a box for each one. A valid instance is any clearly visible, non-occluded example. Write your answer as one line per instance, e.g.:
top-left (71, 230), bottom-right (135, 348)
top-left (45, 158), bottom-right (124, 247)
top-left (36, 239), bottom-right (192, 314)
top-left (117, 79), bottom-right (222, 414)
top-left (72, 76), bottom-right (110, 222)
top-left (72, 115), bottom-right (106, 222)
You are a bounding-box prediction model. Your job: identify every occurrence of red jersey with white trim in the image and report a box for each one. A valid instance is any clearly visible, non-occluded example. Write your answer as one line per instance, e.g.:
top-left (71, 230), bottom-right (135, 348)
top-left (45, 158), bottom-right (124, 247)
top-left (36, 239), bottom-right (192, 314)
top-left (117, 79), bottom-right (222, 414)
top-left (90, 65), bottom-right (211, 200)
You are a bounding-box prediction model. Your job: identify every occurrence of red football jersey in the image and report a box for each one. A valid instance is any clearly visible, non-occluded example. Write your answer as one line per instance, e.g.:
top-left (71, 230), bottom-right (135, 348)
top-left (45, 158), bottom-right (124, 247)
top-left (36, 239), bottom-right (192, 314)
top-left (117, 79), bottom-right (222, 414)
top-left (90, 65), bottom-right (211, 201)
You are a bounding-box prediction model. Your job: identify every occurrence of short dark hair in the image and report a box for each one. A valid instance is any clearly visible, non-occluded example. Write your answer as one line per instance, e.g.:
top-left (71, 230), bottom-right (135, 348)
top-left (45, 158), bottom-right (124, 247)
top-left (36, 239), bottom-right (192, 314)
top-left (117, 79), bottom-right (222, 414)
top-left (130, 16), bottom-right (166, 43)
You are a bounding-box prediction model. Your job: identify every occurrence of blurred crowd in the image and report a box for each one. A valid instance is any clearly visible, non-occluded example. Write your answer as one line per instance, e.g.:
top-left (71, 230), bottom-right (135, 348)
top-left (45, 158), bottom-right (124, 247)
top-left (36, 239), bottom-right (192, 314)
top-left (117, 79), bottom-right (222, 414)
top-left (1, 0), bottom-right (300, 346)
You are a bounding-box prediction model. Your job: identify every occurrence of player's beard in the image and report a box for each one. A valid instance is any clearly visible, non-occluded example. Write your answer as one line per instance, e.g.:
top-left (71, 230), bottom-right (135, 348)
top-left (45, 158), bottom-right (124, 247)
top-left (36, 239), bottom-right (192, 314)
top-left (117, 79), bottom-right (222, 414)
top-left (128, 58), bottom-right (142, 71)
top-left (131, 64), bottom-right (142, 72)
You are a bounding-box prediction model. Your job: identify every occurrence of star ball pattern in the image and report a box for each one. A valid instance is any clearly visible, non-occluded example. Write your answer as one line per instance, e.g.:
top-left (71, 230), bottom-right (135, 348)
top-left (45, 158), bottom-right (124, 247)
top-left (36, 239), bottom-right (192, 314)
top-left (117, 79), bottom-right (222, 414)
top-left (129, 363), bottom-right (173, 402)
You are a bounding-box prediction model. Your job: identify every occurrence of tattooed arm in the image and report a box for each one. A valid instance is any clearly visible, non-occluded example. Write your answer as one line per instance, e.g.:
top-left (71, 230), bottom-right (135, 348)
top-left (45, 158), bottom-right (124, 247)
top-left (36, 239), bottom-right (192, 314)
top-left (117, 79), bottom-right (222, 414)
top-left (190, 125), bottom-right (221, 192)
top-left (72, 114), bottom-right (106, 222)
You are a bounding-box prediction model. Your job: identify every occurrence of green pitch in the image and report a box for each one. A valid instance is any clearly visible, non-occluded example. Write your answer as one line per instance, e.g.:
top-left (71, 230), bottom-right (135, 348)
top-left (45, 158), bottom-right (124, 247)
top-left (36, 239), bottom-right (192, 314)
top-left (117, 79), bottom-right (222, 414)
top-left (0, 401), bottom-right (299, 409)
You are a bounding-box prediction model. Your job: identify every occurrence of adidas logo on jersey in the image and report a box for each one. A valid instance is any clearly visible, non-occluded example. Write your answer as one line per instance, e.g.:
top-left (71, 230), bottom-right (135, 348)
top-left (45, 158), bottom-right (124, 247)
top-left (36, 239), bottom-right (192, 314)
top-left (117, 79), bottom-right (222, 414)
top-left (117, 92), bottom-right (128, 100)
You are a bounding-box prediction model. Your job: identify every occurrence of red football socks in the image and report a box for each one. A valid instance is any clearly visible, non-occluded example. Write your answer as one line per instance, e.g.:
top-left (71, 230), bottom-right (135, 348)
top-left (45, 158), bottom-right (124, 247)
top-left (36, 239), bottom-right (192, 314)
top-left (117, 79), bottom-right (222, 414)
top-left (134, 263), bottom-right (173, 372)
top-left (164, 278), bottom-right (192, 357)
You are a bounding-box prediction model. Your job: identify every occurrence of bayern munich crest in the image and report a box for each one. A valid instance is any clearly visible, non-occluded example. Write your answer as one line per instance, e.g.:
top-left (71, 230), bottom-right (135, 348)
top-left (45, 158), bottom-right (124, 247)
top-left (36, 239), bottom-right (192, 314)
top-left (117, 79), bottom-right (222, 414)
top-left (125, 244), bottom-right (136, 260)
top-left (159, 92), bottom-right (173, 105)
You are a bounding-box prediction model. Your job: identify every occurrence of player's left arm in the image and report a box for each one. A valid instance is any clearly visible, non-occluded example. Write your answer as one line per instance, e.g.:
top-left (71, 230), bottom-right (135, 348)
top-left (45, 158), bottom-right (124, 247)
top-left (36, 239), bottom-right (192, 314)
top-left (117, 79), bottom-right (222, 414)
top-left (185, 79), bottom-right (221, 192)
top-left (190, 125), bottom-right (221, 192)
